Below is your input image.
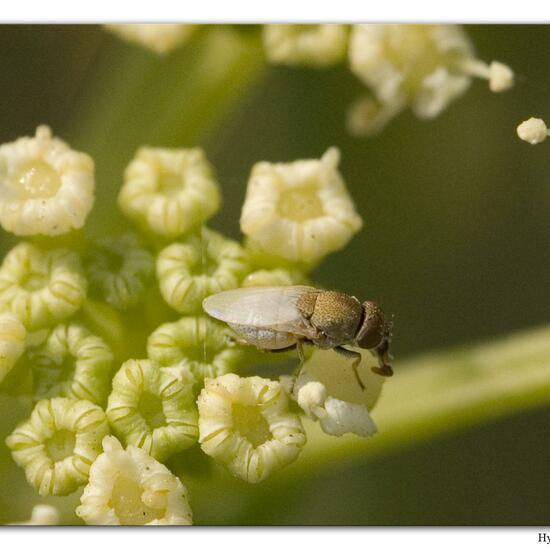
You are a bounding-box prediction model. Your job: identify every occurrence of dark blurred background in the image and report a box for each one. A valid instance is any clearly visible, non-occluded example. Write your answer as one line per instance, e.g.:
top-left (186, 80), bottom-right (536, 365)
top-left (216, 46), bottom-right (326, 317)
top-left (0, 25), bottom-right (549, 525)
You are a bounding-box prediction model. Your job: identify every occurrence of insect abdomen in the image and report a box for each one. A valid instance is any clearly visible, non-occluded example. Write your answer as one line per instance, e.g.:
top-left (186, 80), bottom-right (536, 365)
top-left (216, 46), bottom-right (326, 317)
top-left (229, 323), bottom-right (298, 350)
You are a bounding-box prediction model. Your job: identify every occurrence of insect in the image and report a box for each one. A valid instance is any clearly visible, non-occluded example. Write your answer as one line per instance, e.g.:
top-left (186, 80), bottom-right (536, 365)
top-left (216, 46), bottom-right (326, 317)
top-left (202, 285), bottom-right (393, 390)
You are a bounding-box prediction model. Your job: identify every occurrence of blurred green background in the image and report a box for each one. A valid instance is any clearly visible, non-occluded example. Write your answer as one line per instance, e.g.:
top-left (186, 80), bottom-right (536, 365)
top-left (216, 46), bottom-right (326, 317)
top-left (0, 24), bottom-right (549, 525)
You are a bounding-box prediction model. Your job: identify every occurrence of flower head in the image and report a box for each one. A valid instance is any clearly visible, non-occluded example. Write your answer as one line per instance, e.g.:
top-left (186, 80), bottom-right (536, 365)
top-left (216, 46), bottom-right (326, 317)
top-left (30, 323), bottom-right (114, 406)
top-left (105, 24), bottom-right (196, 55)
top-left (6, 397), bottom-right (109, 496)
top-left (240, 148), bottom-right (362, 267)
top-left (0, 312), bottom-right (26, 383)
top-left (147, 315), bottom-right (245, 387)
top-left (517, 117), bottom-right (549, 145)
top-left (0, 126), bottom-right (95, 236)
top-left (242, 268), bottom-right (309, 288)
top-left (106, 359), bottom-right (198, 462)
top-left (0, 242), bottom-right (87, 330)
top-left (76, 436), bottom-right (193, 525)
top-left (86, 232), bottom-right (154, 310)
top-left (198, 373), bottom-right (306, 483)
top-left (118, 147), bottom-right (221, 239)
top-left (284, 348), bottom-right (385, 437)
top-left (156, 227), bottom-right (250, 314)
top-left (14, 504), bottom-right (60, 525)
top-left (348, 25), bottom-right (514, 135)
top-left (263, 25), bottom-right (348, 67)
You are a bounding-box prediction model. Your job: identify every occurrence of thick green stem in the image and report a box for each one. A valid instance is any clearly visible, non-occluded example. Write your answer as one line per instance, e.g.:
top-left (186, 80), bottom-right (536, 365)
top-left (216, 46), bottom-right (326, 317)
top-left (289, 324), bottom-right (550, 475)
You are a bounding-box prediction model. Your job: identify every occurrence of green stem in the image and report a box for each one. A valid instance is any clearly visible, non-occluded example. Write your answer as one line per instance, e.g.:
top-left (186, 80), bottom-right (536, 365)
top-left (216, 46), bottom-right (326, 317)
top-left (289, 323), bottom-right (550, 475)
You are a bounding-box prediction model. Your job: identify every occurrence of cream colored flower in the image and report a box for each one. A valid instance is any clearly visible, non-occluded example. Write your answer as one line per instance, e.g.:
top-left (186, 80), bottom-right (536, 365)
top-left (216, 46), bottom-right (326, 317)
top-left (157, 228), bottom-right (250, 314)
top-left (31, 323), bottom-right (114, 406)
top-left (517, 117), bottom-right (549, 145)
top-left (12, 504), bottom-right (60, 525)
top-left (105, 24), bottom-right (196, 55)
top-left (0, 312), bottom-right (26, 383)
top-left (76, 436), bottom-right (193, 525)
top-left (107, 359), bottom-right (198, 462)
top-left (6, 397), bottom-right (109, 496)
top-left (86, 232), bottom-right (154, 310)
top-left (348, 25), bottom-right (514, 135)
top-left (147, 315), bottom-right (245, 386)
top-left (0, 242), bottom-right (87, 330)
top-left (240, 148), bottom-right (362, 267)
top-left (0, 126), bottom-right (95, 236)
top-left (284, 348), bottom-right (385, 437)
top-left (242, 268), bottom-right (309, 288)
top-left (118, 147), bottom-right (221, 239)
top-left (263, 25), bottom-right (348, 67)
top-left (198, 374), bottom-right (306, 483)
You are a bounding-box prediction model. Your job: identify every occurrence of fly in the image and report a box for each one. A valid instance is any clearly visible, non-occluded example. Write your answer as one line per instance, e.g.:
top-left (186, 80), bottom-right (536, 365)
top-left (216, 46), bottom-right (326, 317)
top-left (202, 285), bottom-right (393, 390)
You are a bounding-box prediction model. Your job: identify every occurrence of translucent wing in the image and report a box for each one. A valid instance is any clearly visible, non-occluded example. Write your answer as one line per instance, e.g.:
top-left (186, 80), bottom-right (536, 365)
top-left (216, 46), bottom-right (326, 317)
top-left (203, 286), bottom-right (319, 331)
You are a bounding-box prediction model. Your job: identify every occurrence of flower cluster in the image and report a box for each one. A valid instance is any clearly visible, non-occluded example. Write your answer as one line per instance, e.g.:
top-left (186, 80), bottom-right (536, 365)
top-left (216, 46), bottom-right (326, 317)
top-left (0, 126), bottom-right (384, 525)
top-left (106, 24), bottom-right (515, 136)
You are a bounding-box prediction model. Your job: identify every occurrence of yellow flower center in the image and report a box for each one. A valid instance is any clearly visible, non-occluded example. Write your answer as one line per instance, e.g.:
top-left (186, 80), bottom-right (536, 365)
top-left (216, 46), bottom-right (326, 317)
top-left (232, 404), bottom-right (271, 447)
top-left (277, 186), bottom-right (324, 221)
top-left (190, 249), bottom-right (219, 276)
top-left (111, 475), bottom-right (164, 525)
top-left (45, 429), bottom-right (75, 463)
top-left (138, 392), bottom-right (166, 429)
top-left (12, 161), bottom-right (62, 199)
top-left (158, 169), bottom-right (184, 197)
top-left (21, 270), bottom-right (48, 292)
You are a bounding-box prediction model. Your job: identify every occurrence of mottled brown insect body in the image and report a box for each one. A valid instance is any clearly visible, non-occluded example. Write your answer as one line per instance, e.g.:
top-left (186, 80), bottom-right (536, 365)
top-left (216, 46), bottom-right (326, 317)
top-left (297, 290), bottom-right (363, 348)
top-left (203, 285), bottom-right (393, 390)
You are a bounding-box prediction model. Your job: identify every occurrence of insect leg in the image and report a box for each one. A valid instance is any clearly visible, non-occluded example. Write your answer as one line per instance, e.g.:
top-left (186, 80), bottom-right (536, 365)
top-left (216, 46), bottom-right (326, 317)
top-left (371, 338), bottom-right (394, 377)
top-left (334, 346), bottom-right (365, 391)
top-left (296, 340), bottom-right (306, 366)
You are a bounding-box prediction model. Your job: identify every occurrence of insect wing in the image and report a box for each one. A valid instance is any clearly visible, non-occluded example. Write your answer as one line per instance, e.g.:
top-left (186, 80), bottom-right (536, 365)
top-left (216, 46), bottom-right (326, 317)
top-left (203, 286), bottom-right (318, 331)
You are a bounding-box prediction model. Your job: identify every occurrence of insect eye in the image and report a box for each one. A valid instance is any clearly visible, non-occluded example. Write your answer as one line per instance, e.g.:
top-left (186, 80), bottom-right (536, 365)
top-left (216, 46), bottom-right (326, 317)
top-left (356, 301), bottom-right (385, 350)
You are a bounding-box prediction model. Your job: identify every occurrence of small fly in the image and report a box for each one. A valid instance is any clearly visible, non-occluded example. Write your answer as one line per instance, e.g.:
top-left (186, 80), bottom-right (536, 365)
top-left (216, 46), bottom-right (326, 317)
top-left (202, 285), bottom-right (393, 390)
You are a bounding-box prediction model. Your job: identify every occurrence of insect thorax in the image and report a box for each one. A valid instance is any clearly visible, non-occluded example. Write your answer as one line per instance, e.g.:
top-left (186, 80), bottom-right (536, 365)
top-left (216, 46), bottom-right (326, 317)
top-left (300, 290), bottom-right (363, 345)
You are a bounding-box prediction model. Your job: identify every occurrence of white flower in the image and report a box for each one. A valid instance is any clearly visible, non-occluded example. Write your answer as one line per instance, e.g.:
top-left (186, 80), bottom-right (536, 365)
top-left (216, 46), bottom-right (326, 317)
top-left (0, 312), bottom-right (26, 383)
top-left (6, 397), bottom-right (109, 496)
top-left (263, 25), bottom-right (348, 67)
top-left (0, 242), bottom-right (87, 330)
top-left (118, 147), bottom-right (221, 239)
top-left (0, 126), bottom-right (95, 236)
top-left (30, 323), bottom-right (114, 406)
top-left (157, 228), bottom-right (250, 314)
top-left (76, 436), bottom-right (193, 525)
top-left (105, 24), bottom-right (196, 55)
top-left (106, 359), bottom-right (198, 462)
top-left (517, 117), bottom-right (549, 145)
top-left (241, 268), bottom-right (309, 288)
top-left (198, 373), bottom-right (306, 483)
top-left (285, 348), bottom-right (386, 437)
top-left (348, 25), bottom-right (514, 134)
top-left (12, 504), bottom-right (60, 525)
top-left (240, 148), bottom-right (362, 267)
top-left (147, 315), bottom-right (245, 387)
